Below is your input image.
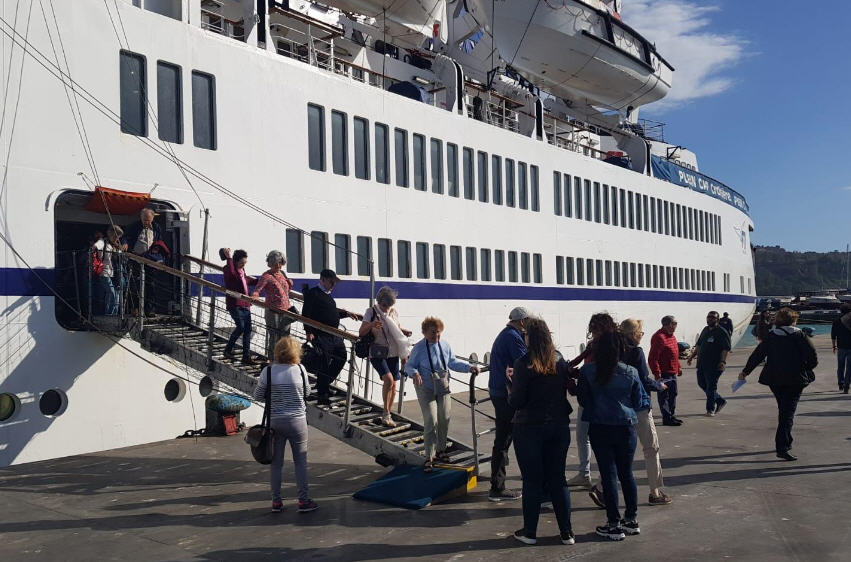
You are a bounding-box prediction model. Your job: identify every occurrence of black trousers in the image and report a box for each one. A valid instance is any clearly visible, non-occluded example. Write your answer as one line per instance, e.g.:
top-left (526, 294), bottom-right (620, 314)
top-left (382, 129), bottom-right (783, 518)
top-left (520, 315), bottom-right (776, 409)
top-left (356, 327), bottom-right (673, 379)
top-left (313, 333), bottom-right (347, 396)
top-left (770, 385), bottom-right (803, 454)
top-left (490, 395), bottom-right (515, 492)
top-left (657, 374), bottom-right (678, 422)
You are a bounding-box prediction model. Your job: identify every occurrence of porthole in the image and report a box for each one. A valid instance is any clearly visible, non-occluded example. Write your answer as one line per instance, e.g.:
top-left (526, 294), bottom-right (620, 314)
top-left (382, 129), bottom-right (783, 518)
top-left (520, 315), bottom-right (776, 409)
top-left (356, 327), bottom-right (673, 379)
top-left (0, 393), bottom-right (21, 422)
top-left (164, 378), bottom-right (186, 402)
top-left (39, 389), bottom-right (68, 417)
top-left (199, 376), bottom-right (217, 397)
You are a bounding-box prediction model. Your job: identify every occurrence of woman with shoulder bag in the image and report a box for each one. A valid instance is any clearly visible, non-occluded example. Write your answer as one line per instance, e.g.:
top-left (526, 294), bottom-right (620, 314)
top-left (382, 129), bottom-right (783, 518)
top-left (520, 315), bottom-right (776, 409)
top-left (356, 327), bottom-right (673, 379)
top-left (508, 318), bottom-right (576, 546)
top-left (738, 308), bottom-right (818, 461)
top-left (252, 336), bottom-right (318, 513)
top-left (404, 316), bottom-right (479, 471)
top-left (359, 286), bottom-right (412, 427)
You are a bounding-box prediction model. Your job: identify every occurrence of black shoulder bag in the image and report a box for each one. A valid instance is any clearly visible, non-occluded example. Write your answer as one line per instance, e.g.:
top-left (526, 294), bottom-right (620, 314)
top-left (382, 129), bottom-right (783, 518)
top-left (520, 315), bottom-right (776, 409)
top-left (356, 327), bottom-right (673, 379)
top-left (245, 366), bottom-right (276, 464)
top-left (355, 306), bottom-right (382, 359)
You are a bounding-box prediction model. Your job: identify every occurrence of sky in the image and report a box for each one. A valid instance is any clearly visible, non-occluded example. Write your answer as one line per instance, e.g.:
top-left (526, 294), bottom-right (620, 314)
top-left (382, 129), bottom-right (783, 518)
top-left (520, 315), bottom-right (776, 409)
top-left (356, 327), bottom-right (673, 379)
top-left (620, 1), bottom-right (851, 252)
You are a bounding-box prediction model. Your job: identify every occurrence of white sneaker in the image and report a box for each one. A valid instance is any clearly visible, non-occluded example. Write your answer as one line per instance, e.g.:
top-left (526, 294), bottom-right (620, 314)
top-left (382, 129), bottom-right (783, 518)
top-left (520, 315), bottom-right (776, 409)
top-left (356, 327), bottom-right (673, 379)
top-left (566, 474), bottom-right (592, 488)
top-left (382, 413), bottom-right (397, 427)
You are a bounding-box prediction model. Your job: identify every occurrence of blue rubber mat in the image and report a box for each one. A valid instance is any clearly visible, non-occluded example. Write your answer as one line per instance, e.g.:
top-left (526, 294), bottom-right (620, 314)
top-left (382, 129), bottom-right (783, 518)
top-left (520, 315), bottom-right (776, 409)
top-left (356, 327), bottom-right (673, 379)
top-left (353, 464), bottom-right (470, 510)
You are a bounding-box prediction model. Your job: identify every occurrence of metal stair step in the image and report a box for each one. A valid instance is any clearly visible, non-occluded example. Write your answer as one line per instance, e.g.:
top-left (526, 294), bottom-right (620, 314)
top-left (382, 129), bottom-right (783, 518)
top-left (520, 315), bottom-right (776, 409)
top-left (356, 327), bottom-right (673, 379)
top-left (373, 424), bottom-right (412, 437)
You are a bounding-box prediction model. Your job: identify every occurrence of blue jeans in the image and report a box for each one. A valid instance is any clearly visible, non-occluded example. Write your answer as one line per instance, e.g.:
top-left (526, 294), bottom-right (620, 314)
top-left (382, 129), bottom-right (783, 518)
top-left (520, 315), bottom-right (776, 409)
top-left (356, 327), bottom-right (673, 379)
top-left (512, 422), bottom-right (572, 536)
top-left (657, 374), bottom-right (678, 422)
top-left (837, 348), bottom-right (851, 388)
top-left (696, 368), bottom-right (725, 413)
top-left (589, 424), bottom-right (638, 525)
top-left (226, 307), bottom-right (252, 359)
top-left (94, 276), bottom-right (117, 316)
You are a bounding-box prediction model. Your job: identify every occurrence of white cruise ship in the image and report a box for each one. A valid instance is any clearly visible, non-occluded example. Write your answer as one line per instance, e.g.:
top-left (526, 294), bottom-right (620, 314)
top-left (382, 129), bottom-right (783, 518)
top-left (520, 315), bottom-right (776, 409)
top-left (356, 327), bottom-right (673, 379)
top-left (0, 0), bottom-right (755, 466)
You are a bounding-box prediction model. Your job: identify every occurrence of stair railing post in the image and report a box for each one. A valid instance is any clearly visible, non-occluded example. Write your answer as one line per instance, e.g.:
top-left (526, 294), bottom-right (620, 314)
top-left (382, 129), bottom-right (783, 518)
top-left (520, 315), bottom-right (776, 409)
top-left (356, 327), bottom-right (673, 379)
top-left (343, 344), bottom-right (356, 432)
top-left (118, 253), bottom-right (124, 322)
top-left (396, 373), bottom-right (405, 414)
top-left (138, 261), bottom-right (145, 331)
top-left (206, 290), bottom-right (216, 370)
top-left (71, 250), bottom-right (81, 322)
top-left (469, 370), bottom-right (480, 477)
top-left (87, 250), bottom-right (93, 325)
top-left (195, 208), bottom-right (210, 326)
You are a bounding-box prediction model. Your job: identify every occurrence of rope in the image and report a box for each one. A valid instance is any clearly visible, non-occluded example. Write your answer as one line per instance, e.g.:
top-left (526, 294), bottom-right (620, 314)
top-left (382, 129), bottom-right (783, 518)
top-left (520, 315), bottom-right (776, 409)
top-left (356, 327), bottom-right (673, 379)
top-left (39, 0), bottom-right (100, 190)
top-left (106, 0), bottom-right (206, 210)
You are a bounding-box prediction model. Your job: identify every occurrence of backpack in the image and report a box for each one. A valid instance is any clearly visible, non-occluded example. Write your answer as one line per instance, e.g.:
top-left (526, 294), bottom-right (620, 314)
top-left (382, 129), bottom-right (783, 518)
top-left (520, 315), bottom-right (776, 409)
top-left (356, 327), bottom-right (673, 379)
top-left (91, 246), bottom-right (104, 276)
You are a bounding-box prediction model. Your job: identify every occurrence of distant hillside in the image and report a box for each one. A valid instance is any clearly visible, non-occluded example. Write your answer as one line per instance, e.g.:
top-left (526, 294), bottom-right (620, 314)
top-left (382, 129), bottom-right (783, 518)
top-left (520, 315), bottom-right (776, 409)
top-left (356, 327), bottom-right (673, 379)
top-left (754, 246), bottom-right (850, 295)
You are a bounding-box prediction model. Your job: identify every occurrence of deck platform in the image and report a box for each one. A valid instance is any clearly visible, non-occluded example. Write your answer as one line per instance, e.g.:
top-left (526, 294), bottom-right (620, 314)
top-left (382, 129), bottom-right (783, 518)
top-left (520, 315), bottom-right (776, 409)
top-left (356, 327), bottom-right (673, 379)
top-left (1, 334), bottom-right (849, 561)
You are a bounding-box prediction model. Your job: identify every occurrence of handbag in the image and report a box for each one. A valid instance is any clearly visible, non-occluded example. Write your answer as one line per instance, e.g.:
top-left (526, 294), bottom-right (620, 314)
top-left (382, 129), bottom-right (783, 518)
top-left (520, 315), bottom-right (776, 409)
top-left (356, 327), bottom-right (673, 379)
top-left (245, 366), bottom-right (275, 464)
top-left (370, 307), bottom-right (392, 359)
top-left (427, 340), bottom-right (452, 396)
top-left (355, 307), bottom-right (377, 358)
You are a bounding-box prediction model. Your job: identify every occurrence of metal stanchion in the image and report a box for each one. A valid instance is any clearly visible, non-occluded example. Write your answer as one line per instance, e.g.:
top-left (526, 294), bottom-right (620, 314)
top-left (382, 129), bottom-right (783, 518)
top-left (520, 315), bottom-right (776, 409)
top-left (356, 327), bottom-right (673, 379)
top-left (396, 372), bottom-right (405, 414)
top-left (343, 345), bottom-right (356, 434)
top-left (71, 251), bottom-right (81, 322)
top-left (118, 253), bottom-right (124, 322)
top-left (138, 261), bottom-right (145, 331)
top-left (206, 291), bottom-right (216, 370)
top-left (87, 251), bottom-right (93, 325)
top-left (469, 370), bottom-right (481, 477)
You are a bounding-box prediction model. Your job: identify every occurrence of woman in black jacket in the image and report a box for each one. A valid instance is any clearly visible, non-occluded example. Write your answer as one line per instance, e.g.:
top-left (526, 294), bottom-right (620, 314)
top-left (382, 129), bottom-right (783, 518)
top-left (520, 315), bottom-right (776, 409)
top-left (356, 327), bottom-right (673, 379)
top-left (509, 318), bottom-right (575, 546)
top-left (739, 308), bottom-right (817, 461)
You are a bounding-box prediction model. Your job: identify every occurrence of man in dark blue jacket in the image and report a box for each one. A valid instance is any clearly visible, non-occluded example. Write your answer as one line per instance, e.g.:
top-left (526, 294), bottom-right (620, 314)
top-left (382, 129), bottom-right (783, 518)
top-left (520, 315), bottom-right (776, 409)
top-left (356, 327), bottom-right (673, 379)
top-left (486, 306), bottom-right (530, 502)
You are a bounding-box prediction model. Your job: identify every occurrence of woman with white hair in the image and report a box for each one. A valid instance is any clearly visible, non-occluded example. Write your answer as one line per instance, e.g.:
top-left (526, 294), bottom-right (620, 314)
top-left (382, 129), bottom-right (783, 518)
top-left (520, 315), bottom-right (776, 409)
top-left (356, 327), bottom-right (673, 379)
top-left (252, 250), bottom-right (295, 361)
top-left (359, 286), bottom-right (412, 426)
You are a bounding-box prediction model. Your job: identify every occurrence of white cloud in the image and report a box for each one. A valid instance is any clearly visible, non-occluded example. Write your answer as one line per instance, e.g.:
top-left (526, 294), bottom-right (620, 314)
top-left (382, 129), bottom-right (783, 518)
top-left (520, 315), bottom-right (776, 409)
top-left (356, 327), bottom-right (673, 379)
top-left (620, 1), bottom-right (747, 111)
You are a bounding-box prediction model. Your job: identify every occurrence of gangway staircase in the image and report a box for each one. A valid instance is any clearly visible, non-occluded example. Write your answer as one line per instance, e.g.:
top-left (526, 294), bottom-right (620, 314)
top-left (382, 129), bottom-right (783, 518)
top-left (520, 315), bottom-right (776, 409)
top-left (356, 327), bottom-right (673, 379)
top-left (122, 253), bottom-right (489, 471)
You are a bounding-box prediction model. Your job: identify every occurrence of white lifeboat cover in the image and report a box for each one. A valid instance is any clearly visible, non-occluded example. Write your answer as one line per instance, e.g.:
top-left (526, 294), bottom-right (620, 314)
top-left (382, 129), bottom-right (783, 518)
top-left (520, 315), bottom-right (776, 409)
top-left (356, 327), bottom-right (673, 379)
top-left (323, 0), bottom-right (448, 41)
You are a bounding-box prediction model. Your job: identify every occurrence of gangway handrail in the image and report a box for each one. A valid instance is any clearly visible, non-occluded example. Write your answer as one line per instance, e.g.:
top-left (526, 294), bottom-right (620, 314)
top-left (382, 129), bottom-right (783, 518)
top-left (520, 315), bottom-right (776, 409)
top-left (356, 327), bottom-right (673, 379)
top-left (181, 254), bottom-right (363, 321)
top-left (124, 252), bottom-right (358, 342)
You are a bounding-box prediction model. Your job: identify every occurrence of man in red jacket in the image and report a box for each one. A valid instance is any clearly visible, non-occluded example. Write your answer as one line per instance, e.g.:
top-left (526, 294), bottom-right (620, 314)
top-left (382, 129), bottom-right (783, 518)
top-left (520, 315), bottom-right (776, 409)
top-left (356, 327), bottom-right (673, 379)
top-left (648, 315), bottom-right (683, 426)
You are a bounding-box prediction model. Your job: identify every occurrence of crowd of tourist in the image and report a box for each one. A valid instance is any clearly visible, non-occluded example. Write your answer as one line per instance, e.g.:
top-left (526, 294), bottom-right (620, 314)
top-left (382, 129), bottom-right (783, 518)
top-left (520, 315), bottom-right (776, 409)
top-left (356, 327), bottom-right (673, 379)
top-left (87, 233), bottom-right (826, 543)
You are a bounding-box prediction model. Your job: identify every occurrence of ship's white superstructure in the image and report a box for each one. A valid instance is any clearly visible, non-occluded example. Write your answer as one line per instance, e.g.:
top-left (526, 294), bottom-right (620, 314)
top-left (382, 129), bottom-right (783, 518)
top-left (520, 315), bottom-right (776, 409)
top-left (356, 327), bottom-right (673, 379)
top-left (0, 0), bottom-right (755, 466)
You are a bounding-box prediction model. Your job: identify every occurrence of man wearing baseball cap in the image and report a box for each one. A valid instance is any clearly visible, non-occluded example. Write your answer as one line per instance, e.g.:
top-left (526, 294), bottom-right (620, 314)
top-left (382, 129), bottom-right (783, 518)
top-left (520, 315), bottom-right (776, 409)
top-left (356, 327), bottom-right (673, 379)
top-left (486, 306), bottom-right (531, 502)
top-left (302, 269), bottom-right (351, 405)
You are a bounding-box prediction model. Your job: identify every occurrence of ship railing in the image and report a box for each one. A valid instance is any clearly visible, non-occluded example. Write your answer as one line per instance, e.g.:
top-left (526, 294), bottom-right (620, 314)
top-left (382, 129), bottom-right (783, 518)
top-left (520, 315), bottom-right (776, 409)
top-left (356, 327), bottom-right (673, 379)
top-left (269, 20), bottom-right (334, 71)
top-left (541, 112), bottom-right (608, 161)
top-left (200, 0), bottom-right (245, 41)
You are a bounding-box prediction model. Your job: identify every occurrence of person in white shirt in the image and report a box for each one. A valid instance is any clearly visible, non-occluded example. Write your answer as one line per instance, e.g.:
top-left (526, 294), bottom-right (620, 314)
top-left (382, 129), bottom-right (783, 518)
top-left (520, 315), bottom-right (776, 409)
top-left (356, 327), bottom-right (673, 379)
top-left (92, 225), bottom-right (123, 316)
top-left (358, 286), bottom-right (412, 427)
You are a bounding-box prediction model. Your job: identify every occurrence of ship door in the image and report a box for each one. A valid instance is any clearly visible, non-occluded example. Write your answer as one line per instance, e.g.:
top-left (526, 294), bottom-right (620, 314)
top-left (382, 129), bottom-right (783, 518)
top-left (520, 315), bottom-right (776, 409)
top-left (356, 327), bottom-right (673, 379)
top-left (52, 188), bottom-right (188, 331)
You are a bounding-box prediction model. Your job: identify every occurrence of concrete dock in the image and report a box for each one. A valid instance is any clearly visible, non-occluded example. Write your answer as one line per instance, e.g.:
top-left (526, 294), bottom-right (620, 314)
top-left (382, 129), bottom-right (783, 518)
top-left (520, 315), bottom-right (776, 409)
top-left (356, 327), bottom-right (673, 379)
top-left (1, 334), bottom-right (849, 561)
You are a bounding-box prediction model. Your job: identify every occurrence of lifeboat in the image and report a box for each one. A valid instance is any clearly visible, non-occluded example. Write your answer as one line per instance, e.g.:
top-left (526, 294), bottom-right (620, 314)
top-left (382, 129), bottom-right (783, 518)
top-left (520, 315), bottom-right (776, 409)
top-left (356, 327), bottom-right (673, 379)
top-left (320, 0), bottom-right (448, 41)
top-left (464, 0), bottom-right (673, 111)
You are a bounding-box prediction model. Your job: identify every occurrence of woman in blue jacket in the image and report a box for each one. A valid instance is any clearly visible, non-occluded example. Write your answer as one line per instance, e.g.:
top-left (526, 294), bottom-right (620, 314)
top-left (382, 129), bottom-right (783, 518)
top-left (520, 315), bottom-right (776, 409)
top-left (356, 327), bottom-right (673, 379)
top-left (578, 331), bottom-right (650, 541)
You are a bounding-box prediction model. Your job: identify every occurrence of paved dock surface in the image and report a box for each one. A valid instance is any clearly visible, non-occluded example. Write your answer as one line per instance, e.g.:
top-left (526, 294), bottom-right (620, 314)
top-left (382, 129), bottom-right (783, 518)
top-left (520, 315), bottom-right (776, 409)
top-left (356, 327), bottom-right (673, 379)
top-left (2, 334), bottom-right (850, 561)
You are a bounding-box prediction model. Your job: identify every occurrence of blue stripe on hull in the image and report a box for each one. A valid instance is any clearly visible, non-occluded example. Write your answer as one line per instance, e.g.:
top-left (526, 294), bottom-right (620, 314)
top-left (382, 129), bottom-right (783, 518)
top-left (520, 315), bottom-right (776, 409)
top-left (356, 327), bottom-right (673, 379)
top-left (2, 267), bottom-right (755, 304)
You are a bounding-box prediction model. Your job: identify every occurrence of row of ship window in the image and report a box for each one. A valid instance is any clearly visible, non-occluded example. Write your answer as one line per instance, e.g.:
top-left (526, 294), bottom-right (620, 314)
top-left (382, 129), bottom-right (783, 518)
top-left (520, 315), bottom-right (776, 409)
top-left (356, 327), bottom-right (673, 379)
top-left (285, 229), bottom-right (544, 283)
top-left (307, 105), bottom-right (723, 248)
top-left (558, 256), bottom-right (717, 292)
top-left (552, 174), bottom-right (722, 246)
top-left (119, 50), bottom-right (217, 150)
top-left (283, 228), bottom-right (753, 294)
top-left (307, 104), bottom-right (542, 211)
